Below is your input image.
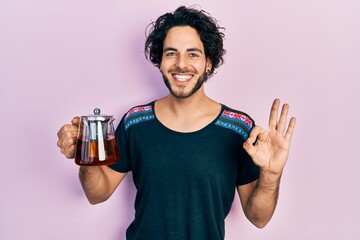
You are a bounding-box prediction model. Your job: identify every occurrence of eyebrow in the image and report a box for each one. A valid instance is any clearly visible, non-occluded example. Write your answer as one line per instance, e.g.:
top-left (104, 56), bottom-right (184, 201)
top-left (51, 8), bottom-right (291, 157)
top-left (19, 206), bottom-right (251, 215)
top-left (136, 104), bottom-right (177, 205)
top-left (163, 47), bottom-right (204, 54)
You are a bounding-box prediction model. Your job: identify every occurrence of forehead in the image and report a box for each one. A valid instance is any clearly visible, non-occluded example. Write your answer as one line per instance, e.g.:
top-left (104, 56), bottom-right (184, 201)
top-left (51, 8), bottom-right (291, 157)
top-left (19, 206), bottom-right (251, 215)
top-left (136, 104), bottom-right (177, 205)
top-left (163, 26), bottom-right (204, 50)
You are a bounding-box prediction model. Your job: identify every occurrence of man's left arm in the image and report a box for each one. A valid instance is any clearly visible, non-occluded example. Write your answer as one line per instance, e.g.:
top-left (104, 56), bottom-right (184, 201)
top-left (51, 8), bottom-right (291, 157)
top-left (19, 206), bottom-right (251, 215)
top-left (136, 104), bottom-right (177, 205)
top-left (237, 98), bottom-right (296, 228)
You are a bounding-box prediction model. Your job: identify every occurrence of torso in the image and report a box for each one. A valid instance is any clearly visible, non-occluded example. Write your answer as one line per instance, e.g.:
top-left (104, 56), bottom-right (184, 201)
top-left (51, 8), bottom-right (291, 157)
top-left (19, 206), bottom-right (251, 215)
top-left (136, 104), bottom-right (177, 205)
top-left (109, 100), bottom-right (259, 240)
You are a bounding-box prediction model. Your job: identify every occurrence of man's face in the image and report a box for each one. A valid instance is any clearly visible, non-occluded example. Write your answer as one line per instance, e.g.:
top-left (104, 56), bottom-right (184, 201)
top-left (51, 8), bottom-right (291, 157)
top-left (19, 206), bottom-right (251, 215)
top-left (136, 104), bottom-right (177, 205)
top-left (160, 26), bottom-right (212, 98)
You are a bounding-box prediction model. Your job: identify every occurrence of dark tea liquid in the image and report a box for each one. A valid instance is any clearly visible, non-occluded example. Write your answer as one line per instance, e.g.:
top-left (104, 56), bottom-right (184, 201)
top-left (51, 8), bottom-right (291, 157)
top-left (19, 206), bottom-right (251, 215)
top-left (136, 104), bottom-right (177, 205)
top-left (75, 137), bottom-right (120, 166)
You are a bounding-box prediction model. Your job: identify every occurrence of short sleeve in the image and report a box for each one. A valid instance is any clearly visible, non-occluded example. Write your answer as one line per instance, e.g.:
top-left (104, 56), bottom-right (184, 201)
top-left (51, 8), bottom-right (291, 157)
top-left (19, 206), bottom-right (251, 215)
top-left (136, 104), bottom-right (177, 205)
top-left (236, 146), bottom-right (259, 186)
top-left (108, 114), bottom-right (132, 173)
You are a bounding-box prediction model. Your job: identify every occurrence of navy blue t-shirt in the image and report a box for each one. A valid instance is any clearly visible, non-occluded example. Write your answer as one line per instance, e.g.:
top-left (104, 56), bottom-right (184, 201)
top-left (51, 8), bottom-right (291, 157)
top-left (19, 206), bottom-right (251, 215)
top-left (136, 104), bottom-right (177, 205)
top-left (109, 101), bottom-right (259, 240)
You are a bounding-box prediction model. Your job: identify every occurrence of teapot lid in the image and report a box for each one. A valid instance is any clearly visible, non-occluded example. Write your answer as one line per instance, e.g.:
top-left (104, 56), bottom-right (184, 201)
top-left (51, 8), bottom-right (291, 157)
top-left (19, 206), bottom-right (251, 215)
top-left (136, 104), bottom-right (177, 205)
top-left (83, 108), bottom-right (112, 121)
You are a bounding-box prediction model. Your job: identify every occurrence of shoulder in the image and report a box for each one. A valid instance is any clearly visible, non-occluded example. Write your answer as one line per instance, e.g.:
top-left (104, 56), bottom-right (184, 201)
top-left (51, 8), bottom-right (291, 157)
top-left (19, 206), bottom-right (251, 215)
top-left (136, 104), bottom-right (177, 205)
top-left (219, 105), bottom-right (255, 129)
top-left (215, 104), bottom-right (255, 139)
top-left (123, 102), bottom-right (155, 130)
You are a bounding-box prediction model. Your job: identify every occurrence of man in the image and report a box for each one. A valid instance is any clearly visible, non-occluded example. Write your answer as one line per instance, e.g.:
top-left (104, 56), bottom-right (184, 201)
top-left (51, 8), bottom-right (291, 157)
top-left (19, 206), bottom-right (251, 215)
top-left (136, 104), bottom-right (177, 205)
top-left (57, 6), bottom-right (296, 240)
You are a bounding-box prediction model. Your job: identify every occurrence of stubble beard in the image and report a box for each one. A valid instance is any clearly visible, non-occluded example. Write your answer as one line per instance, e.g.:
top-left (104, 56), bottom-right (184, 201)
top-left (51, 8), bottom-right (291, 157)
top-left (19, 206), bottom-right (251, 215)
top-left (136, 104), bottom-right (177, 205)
top-left (162, 68), bottom-right (208, 99)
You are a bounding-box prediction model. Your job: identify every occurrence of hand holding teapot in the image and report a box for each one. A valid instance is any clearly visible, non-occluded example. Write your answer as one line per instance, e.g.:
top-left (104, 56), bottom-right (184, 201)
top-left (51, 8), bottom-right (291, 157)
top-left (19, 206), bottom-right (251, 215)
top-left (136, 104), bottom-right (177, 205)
top-left (57, 108), bottom-right (120, 166)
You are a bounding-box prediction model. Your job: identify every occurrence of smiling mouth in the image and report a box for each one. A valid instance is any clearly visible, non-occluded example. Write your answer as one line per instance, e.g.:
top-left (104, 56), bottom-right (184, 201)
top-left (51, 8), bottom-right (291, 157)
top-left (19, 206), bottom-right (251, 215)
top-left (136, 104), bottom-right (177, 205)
top-left (172, 74), bottom-right (193, 82)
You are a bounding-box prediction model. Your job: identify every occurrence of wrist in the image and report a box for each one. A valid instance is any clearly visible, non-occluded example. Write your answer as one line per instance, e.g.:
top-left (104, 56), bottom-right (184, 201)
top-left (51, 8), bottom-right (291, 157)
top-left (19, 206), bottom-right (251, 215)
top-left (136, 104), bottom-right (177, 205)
top-left (257, 170), bottom-right (282, 191)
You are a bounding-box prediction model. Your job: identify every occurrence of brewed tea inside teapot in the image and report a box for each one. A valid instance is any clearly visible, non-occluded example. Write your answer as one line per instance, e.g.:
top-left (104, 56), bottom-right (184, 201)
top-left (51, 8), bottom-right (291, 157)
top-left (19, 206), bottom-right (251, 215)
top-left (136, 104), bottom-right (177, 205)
top-left (75, 108), bottom-right (120, 166)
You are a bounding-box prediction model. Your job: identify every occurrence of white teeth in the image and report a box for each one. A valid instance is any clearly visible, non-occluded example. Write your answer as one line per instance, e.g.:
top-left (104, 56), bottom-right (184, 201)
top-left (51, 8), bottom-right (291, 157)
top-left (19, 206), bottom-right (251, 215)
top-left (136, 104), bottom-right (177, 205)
top-left (173, 74), bottom-right (192, 82)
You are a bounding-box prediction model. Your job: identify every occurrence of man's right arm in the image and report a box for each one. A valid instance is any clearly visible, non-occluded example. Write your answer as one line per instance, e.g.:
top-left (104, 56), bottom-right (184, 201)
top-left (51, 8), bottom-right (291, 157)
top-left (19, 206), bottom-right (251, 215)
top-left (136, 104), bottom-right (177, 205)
top-left (79, 165), bottom-right (127, 204)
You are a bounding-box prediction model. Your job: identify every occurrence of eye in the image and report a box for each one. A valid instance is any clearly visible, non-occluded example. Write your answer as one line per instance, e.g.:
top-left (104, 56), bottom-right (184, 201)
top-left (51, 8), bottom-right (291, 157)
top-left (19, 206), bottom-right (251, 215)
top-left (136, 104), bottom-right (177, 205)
top-left (165, 52), bottom-right (176, 57)
top-left (189, 53), bottom-right (199, 58)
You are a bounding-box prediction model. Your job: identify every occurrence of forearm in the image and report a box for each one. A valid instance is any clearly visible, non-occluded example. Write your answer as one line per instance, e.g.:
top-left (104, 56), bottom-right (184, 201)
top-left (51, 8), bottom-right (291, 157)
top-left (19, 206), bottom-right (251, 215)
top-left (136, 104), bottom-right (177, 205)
top-left (245, 172), bottom-right (282, 228)
top-left (79, 166), bottom-right (112, 205)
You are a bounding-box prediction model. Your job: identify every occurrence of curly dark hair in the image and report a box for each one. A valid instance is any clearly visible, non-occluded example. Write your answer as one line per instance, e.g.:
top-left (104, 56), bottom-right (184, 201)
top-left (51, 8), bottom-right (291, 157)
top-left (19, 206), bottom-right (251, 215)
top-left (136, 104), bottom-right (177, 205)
top-left (144, 6), bottom-right (226, 79)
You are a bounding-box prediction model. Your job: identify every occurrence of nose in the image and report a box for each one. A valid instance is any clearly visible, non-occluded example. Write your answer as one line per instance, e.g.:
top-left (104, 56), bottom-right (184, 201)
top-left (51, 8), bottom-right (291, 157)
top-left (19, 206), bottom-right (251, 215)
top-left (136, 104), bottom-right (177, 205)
top-left (175, 54), bottom-right (187, 69)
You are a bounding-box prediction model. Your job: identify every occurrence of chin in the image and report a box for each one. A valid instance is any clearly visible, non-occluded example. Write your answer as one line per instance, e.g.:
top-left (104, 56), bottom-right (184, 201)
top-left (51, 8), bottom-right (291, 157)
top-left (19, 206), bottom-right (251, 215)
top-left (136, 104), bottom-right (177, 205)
top-left (163, 73), bottom-right (207, 99)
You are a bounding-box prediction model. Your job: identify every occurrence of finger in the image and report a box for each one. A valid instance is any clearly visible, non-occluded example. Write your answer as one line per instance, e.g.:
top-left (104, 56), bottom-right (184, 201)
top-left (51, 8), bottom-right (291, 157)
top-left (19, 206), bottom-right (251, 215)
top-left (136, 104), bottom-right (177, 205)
top-left (57, 124), bottom-right (74, 138)
top-left (248, 125), bottom-right (265, 143)
top-left (57, 125), bottom-right (78, 147)
top-left (285, 117), bottom-right (296, 142)
top-left (269, 98), bottom-right (280, 129)
top-left (57, 124), bottom-right (78, 138)
top-left (257, 129), bottom-right (270, 142)
top-left (57, 117), bottom-right (80, 138)
top-left (61, 144), bottom-right (76, 159)
top-left (243, 137), bottom-right (257, 158)
top-left (71, 116), bottom-right (80, 126)
top-left (57, 117), bottom-right (80, 159)
top-left (244, 126), bottom-right (265, 158)
top-left (62, 136), bottom-right (77, 150)
top-left (57, 126), bottom-right (66, 139)
top-left (277, 103), bottom-right (289, 135)
top-left (57, 138), bottom-right (62, 148)
top-left (59, 135), bottom-right (77, 158)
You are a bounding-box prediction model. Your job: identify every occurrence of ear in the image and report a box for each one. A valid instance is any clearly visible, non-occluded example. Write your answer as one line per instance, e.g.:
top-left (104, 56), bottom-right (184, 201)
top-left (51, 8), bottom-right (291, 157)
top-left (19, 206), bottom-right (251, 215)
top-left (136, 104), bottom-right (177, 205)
top-left (206, 58), bottom-right (212, 72)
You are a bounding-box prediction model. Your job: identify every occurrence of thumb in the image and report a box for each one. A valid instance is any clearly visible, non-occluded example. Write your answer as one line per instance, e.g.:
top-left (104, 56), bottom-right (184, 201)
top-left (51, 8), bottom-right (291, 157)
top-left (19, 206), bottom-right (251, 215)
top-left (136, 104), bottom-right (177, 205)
top-left (71, 116), bottom-right (80, 126)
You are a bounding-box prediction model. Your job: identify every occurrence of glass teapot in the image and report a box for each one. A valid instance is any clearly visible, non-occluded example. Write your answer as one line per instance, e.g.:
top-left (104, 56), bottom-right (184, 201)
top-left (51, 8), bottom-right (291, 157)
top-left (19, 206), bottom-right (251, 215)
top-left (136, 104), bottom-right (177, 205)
top-left (75, 108), bottom-right (120, 166)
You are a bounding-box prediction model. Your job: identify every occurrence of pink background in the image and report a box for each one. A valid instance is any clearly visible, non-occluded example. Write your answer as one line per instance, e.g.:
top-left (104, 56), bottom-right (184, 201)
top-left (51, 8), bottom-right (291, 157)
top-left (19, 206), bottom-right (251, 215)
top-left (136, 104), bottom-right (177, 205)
top-left (1, 0), bottom-right (359, 239)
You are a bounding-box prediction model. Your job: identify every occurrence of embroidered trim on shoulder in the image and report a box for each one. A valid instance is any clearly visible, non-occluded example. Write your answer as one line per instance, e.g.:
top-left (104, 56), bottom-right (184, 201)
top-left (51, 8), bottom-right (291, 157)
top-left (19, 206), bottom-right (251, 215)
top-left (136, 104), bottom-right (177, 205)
top-left (215, 110), bottom-right (254, 139)
top-left (124, 105), bottom-right (155, 130)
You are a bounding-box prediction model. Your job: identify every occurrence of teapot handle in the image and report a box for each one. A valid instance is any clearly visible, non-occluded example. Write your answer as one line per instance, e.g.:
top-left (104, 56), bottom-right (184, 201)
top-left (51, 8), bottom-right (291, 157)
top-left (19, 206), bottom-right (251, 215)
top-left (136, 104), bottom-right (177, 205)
top-left (109, 116), bottom-right (115, 124)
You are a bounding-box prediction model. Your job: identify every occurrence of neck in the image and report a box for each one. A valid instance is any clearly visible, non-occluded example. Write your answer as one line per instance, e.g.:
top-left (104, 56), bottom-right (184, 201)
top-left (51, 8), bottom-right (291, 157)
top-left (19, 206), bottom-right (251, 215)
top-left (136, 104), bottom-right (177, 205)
top-left (163, 87), bottom-right (211, 116)
top-left (154, 86), bottom-right (221, 133)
